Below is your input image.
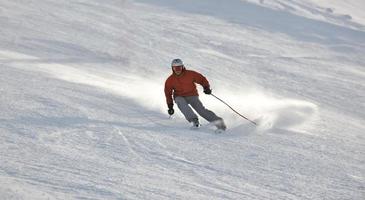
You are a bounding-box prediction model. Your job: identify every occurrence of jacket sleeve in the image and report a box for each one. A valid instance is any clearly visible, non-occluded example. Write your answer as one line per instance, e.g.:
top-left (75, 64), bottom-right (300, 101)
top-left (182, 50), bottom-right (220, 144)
top-left (193, 71), bottom-right (210, 88)
top-left (164, 78), bottom-right (174, 106)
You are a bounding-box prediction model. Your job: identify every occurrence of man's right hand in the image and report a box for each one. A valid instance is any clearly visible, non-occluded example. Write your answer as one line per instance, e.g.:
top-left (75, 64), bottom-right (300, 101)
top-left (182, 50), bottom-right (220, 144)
top-left (167, 103), bottom-right (174, 115)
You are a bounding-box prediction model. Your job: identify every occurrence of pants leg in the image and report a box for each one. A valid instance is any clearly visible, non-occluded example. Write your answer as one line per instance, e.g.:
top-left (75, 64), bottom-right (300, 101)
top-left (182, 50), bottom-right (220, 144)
top-left (175, 96), bottom-right (198, 122)
top-left (186, 96), bottom-right (222, 122)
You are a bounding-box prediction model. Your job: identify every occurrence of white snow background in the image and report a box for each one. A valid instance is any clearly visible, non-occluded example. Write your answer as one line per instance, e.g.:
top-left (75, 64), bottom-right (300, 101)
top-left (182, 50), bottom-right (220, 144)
top-left (0, 0), bottom-right (364, 199)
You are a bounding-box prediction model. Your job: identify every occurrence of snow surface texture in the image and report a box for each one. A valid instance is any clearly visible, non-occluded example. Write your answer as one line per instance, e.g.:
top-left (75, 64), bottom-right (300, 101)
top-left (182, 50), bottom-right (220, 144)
top-left (1, 0), bottom-right (364, 199)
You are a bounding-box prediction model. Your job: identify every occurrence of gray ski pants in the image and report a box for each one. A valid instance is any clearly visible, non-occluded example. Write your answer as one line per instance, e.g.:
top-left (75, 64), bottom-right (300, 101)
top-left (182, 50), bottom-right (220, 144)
top-left (174, 96), bottom-right (222, 123)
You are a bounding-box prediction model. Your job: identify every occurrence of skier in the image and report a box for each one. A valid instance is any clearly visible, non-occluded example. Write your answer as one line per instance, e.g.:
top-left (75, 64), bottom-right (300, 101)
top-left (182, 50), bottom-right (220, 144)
top-left (164, 58), bottom-right (226, 131)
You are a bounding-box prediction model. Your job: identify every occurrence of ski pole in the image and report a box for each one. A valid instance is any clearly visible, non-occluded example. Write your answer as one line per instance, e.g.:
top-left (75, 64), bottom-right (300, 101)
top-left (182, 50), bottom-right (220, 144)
top-left (210, 93), bottom-right (257, 126)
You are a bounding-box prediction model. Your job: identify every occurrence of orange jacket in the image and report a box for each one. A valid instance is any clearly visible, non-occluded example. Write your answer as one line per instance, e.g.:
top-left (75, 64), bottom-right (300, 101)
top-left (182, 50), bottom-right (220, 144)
top-left (164, 69), bottom-right (210, 105)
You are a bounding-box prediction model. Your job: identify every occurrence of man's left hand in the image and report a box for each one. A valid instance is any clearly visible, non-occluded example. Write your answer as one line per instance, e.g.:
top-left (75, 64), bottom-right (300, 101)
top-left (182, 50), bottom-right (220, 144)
top-left (203, 87), bottom-right (212, 95)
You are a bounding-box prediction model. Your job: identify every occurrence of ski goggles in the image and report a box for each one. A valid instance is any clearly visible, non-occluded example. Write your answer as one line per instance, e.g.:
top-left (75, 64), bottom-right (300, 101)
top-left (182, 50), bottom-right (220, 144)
top-left (172, 65), bottom-right (183, 71)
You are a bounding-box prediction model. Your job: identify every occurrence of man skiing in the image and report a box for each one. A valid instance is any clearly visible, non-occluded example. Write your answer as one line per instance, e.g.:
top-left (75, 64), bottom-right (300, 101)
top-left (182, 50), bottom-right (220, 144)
top-left (164, 58), bottom-right (226, 131)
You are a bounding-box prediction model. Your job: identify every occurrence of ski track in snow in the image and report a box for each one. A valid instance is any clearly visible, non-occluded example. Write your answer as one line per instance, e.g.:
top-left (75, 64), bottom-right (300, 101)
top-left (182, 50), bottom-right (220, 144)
top-left (1, 49), bottom-right (319, 132)
top-left (1, 0), bottom-right (364, 199)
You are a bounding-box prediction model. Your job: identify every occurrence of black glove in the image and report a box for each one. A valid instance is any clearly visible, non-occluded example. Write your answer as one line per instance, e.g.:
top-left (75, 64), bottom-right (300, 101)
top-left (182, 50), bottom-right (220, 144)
top-left (203, 87), bottom-right (212, 95)
top-left (167, 103), bottom-right (174, 115)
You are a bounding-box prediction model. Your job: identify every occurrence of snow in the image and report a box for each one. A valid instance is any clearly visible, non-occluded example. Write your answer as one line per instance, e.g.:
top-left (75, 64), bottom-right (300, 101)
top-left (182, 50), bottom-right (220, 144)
top-left (1, 0), bottom-right (364, 199)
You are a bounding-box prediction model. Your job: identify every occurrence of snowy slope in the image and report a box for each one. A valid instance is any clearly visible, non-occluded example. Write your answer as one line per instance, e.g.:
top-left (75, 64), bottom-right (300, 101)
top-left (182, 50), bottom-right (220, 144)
top-left (1, 0), bottom-right (364, 199)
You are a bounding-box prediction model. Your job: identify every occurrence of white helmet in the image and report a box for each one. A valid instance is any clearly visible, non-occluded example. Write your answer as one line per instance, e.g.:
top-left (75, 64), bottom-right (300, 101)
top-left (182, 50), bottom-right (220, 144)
top-left (171, 58), bottom-right (184, 67)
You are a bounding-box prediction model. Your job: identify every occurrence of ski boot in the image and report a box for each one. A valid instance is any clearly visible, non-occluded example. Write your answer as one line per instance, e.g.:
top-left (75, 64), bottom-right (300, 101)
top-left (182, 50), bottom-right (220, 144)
top-left (190, 118), bottom-right (200, 129)
top-left (213, 119), bottom-right (226, 133)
